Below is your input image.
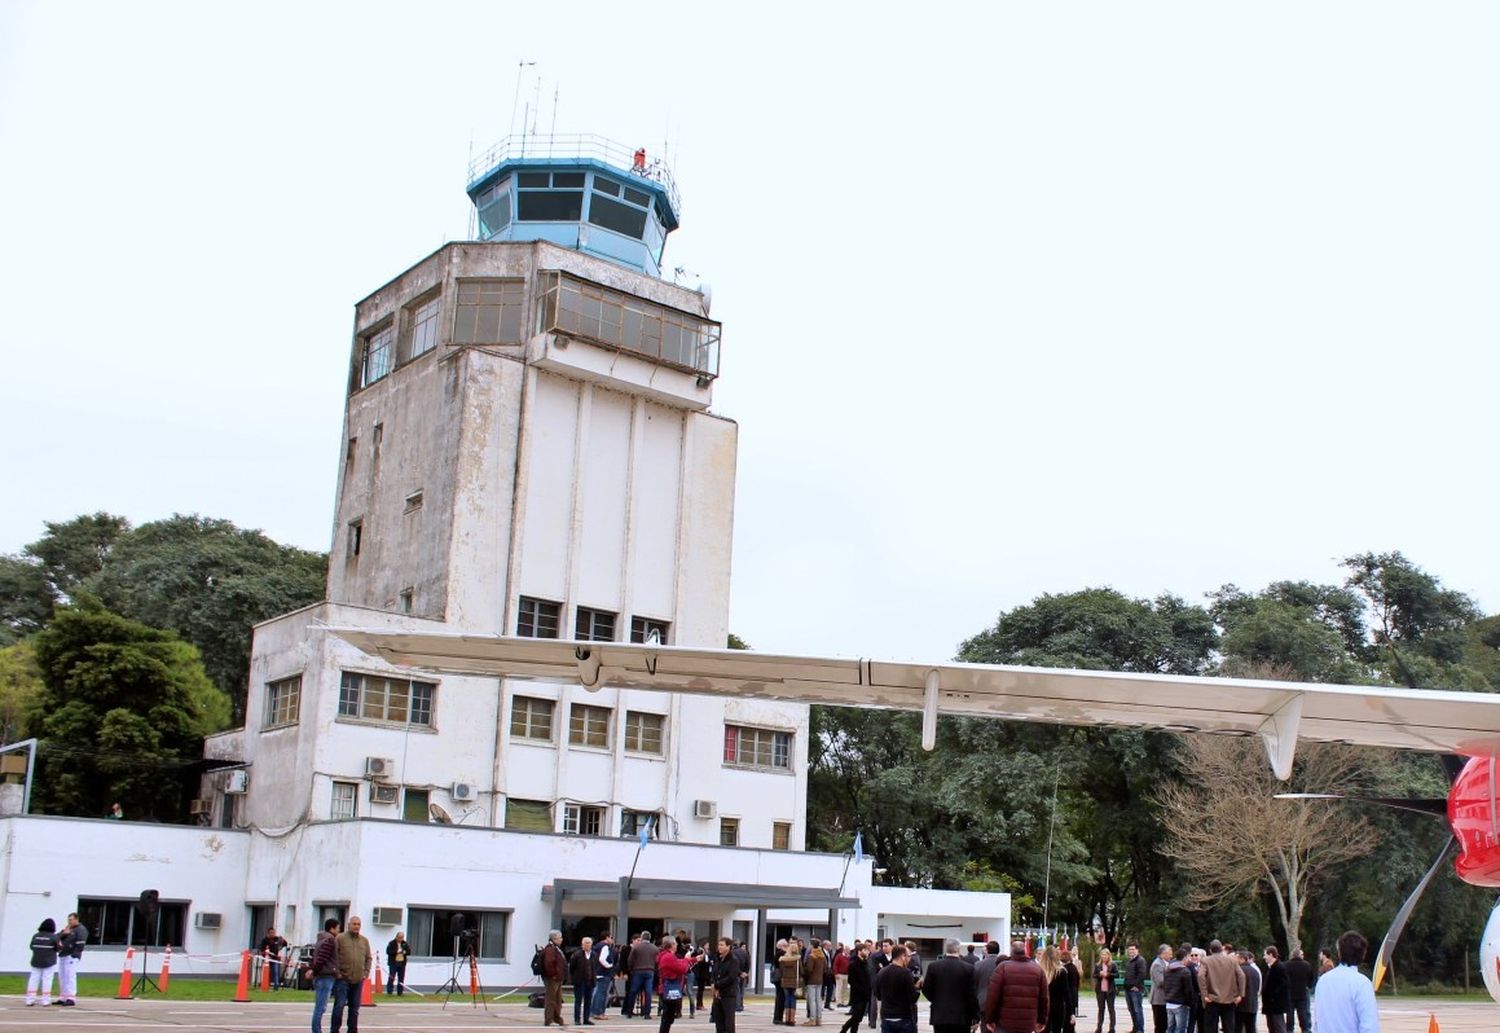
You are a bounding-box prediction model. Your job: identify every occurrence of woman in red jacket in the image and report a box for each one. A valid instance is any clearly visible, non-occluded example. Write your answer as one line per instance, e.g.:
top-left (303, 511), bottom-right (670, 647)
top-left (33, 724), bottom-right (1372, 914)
top-left (657, 936), bottom-right (694, 1033)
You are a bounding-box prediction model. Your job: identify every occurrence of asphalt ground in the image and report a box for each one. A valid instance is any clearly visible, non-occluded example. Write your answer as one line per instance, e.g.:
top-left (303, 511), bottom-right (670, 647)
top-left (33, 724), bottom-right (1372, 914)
top-left (0, 995), bottom-right (1488, 1033)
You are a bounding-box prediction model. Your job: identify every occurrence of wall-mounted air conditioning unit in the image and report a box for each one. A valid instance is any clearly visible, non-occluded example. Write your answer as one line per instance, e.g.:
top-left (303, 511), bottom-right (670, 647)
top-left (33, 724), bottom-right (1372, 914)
top-left (189, 798), bottom-right (212, 815)
top-left (364, 757), bottom-right (394, 780)
top-left (194, 912), bottom-right (223, 929)
top-left (451, 782), bottom-right (475, 802)
top-left (372, 906), bottom-right (403, 926)
top-left (694, 800), bottom-right (717, 819)
top-left (225, 770), bottom-right (249, 794)
top-left (370, 783), bottom-right (399, 805)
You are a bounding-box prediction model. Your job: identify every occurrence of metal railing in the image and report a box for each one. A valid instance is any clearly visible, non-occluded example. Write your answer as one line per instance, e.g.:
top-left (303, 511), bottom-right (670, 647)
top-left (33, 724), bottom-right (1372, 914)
top-left (467, 133), bottom-right (681, 218)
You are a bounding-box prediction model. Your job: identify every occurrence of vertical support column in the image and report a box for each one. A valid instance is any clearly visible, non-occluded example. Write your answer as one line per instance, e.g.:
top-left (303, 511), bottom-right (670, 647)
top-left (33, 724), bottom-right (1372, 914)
top-left (828, 908), bottom-right (839, 947)
top-left (755, 907), bottom-right (767, 996)
top-left (551, 885), bottom-right (565, 936)
top-left (617, 877), bottom-right (631, 955)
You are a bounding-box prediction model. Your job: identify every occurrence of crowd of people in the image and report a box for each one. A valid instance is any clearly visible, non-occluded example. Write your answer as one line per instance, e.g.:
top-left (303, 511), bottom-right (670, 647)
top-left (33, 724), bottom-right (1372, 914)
top-left (540, 929), bottom-right (1378, 1033)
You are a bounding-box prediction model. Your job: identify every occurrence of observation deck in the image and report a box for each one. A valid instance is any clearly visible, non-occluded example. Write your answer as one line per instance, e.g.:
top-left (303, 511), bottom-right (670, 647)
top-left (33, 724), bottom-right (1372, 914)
top-left (466, 134), bottom-right (681, 277)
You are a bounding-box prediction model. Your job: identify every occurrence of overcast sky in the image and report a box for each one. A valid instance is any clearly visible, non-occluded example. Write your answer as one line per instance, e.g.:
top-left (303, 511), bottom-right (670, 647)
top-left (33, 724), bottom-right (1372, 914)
top-left (3, 2), bottom-right (1496, 663)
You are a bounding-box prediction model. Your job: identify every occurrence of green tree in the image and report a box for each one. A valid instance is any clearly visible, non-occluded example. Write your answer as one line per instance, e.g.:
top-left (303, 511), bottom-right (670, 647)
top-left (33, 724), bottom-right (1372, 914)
top-left (1210, 581), bottom-right (1369, 682)
top-left (25, 512), bottom-right (131, 600)
top-left (0, 640), bottom-right (43, 742)
top-left (0, 556), bottom-right (53, 646)
top-left (1342, 551), bottom-right (1486, 689)
top-left (87, 515), bottom-right (326, 723)
top-left (29, 601), bottom-right (230, 819)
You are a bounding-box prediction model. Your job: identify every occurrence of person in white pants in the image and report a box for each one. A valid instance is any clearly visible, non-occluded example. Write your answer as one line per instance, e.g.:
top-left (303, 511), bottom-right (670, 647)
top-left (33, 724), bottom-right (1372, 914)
top-left (57, 912), bottom-right (87, 1005)
top-left (25, 917), bottom-right (59, 1006)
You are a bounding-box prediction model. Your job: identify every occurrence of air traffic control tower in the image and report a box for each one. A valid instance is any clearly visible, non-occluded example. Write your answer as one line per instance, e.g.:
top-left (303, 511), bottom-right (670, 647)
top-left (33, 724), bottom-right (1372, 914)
top-left (232, 133), bottom-right (806, 854)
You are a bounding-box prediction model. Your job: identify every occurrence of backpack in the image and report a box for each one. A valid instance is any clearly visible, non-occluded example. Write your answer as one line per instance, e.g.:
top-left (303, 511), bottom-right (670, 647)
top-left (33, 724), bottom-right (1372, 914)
top-left (532, 945), bottom-right (547, 976)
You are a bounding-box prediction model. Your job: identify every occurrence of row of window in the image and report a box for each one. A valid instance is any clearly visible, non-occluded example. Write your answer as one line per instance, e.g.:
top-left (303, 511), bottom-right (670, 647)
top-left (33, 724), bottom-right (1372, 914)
top-left (264, 672), bottom-right (436, 730)
top-left (474, 169), bottom-right (666, 243)
top-left (352, 270), bottom-right (721, 394)
top-left (511, 697), bottom-right (664, 753)
top-left (518, 596), bottom-right (670, 644)
top-left (502, 798), bottom-right (792, 848)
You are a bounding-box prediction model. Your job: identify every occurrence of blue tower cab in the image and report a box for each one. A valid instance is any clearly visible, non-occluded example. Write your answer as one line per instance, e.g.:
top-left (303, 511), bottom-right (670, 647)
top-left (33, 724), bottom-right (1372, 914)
top-left (466, 136), bottom-right (681, 277)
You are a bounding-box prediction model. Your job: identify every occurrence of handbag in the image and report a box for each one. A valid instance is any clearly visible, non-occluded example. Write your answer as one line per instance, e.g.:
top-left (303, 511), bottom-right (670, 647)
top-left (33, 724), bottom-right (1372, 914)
top-left (663, 977), bottom-right (684, 1001)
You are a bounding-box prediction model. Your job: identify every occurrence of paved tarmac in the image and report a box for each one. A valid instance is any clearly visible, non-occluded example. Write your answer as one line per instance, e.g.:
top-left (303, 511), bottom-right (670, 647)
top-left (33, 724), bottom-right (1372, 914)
top-left (0, 996), bottom-right (1488, 1033)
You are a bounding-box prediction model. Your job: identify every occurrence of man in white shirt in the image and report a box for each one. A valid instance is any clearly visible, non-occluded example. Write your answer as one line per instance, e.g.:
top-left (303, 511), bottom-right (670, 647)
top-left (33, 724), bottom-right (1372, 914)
top-left (1311, 932), bottom-right (1378, 1033)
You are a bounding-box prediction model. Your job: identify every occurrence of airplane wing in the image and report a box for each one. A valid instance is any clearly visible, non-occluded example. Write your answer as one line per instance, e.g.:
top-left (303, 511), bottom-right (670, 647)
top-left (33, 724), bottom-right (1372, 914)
top-left (328, 629), bottom-right (1500, 779)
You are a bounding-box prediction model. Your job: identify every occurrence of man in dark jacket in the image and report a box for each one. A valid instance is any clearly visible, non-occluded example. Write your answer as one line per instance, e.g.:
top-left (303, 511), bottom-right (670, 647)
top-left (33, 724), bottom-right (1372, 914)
top-left (542, 929), bottom-right (568, 1027)
top-left (311, 918), bottom-right (341, 1033)
top-left (624, 931), bottom-right (658, 1019)
top-left (974, 941), bottom-right (1003, 1012)
top-left (873, 945), bottom-right (919, 1033)
top-left (571, 936), bottom-right (598, 1026)
top-left (1281, 951), bottom-right (1312, 1033)
top-left (920, 940), bottom-right (978, 1033)
top-left (1123, 944), bottom-right (1148, 1033)
top-left (983, 941), bottom-right (1047, 1033)
top-left (1259, 948), bottom-right (1289, 1033)
top-left (869, 939), bottom-right (892, 1029)
top-left (1232, 951), bottom-right (1259, 1033)
top-left (839, 942), bottom-right (873, 1033)
top-left (712, 937), bottom-right (741, 1033)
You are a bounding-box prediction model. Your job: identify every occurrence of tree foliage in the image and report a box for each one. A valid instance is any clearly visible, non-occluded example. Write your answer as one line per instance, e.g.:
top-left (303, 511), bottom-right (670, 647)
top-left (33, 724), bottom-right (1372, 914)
top-left (28, 600), bottom-right (230, 819)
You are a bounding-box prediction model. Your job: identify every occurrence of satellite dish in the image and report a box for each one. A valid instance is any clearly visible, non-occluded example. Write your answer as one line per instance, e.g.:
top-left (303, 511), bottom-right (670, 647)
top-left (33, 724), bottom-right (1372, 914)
top-left (429, 802), bottom-right (454, 824)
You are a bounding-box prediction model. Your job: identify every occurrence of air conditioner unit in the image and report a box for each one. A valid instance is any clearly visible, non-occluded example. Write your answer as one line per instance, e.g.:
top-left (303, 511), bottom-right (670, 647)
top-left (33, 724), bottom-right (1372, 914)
top-left (194, 912), bottom-right (223, 930)
top-left (370, 783), bottom-right (399, 805)
top-left (694, 800), bottom-right (717, 819)
top-left (225, 770), bottom-right (249, 795)
top-left (189, 798), bottom-right (212, 815)
top-left (372, 906), bottom-right (403, 926)
top-left (364, 757), bottom-right (394, 780)
top-left (451, 782), bottom-right (475, 802)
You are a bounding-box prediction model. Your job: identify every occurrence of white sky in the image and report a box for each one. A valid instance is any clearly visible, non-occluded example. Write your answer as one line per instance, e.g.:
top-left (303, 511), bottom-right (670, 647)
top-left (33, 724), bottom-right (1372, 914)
top-left (2, 2), bottom-right (1496, 663)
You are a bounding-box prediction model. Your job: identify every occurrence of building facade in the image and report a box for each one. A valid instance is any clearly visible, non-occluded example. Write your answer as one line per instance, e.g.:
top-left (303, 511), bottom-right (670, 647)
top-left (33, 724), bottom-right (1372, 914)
top-left (0, 136), bottom-right (1009, 983)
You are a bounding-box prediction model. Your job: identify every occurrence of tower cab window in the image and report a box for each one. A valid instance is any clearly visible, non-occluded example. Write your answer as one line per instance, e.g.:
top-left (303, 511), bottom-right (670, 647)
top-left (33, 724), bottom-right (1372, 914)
top-left (588, 175), bottom-right (651, 240)
top-left (517, 172), bottom-right (584, 222)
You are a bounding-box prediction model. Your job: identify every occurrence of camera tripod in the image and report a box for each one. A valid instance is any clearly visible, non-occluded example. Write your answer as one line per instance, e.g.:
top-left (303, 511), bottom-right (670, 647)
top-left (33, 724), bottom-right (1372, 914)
top-left (439, 935), bottom-right (487, 1010)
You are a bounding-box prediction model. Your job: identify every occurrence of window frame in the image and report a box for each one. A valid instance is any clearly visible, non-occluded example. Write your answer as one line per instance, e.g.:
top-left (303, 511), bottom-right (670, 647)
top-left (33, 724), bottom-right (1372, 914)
top-left (337, 671), bottom-right (436, 728)
top-left (405, 293), bottom-right (442, 361)
top-left (407, 906), bottom-right (511, 961)
top-left (517, 596), bottom-right (561, 639)
top-left (504, 797), bottom-right (552, 832)
top-left (772, 821), bottom-right (792, 850)
top-left (719, 817), bottom-right (740, 847)
top-left (510, 696), bottom-right (555, 742)
top-left (575, 606), bottom-right (617, 642)
top-left (630, 616), bottom-right (670, 644)
top-left (623, 710), bottom-right (664, 755)
top-left (722, 724), bottom-right (793, 772)
top-left (568, 703), bottom-right (611, 750)
top-left (77, 897), bottom-right (187, 949)
top-left (263, 674), bottom-right (302, 729)
top-left (620, 809), bottom-right (661, 839)
top-left (562, 803), bottom-right (605, 836)
top-left (331, 780), bottom-right (359, 819)
top-left (359, 322), bottom-right (394, 388)
top-left (453, 278), bottom-right (526, 344)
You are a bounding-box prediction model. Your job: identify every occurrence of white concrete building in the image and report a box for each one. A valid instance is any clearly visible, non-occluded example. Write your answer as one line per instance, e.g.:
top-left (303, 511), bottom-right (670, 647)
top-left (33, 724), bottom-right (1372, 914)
top-left (0, 136), bottom-right (1008, 984)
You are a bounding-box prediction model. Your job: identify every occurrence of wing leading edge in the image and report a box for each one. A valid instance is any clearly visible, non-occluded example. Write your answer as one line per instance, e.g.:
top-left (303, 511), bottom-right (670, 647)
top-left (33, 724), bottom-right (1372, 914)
top-left (328, 629), bottom-right (1500, 779)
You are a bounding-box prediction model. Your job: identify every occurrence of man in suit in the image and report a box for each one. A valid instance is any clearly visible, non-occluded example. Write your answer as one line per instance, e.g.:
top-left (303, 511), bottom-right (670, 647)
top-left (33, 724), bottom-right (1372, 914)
top-left (1281, 951), bottom-right (1313, 1033)
top-left (920, 939), bottom-right (978, 1033)
top-left (1260, 947), bottom-right (1289, 1033)
top-left (1232, 951), bottom-right (1259, 1033)
top-left (712, 937), bottom-right (742, 1033)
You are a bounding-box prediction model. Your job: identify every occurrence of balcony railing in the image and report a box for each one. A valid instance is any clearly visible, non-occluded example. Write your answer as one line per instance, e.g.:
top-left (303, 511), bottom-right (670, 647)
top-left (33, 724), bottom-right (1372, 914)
top-left (537, 271), bottom-right (719, 381)
top-left (468, 134), bottom-right (680, 220)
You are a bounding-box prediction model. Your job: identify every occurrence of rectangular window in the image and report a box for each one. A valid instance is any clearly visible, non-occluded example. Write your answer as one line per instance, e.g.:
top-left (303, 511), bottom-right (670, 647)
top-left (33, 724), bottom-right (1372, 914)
top-left (630, 617), bottom-right (670, 644)
top-left (620, 809), bottom-right (660, 839)
top-left (263, 675), bottom-right (301, 728)
top-left (77, 897), bottom-right (187, 948)
top-left (453, 279), bottom-right (526, 344)
top-left (399, 588), bottom-right (414, 614)
top-left (404, 490), bottom-right (424, 513)
top-left (569, 704), bottom-right (611, 749)
top-left (719, 818), bottom-right (740, 847)
top-left (575, 607), bottom-right (616, 642)
top-left (408, 295), bottom-right (441, 359)
top-left (623, 711), bottom-right (664, 755)
top-left (360, 324), bottom-right (394, 387)
top-left (517, 596), bottom-right (561, 638)
top-left (337, 672), bottom-right (435, 727)
top-left (773, 822), bottom-right (792, 850)
top-left (510, 696), bottom-right (554, 741)
top-left (537, 271), bottom-right (722, 380)
top-left (347, 519), bottom-right (363, 558)
top-left (723, 725), bottom-right (792, 771)
top-left (504, 798), bottom-right (552, 832)
top-left (403, 788), bottom-right (430, 823)
top-left (562, 803), bottom-right (604, 836)
top-left (407, 907), bottom-right (510, 960)
top-left (331, 781), bottom-right (358, 819)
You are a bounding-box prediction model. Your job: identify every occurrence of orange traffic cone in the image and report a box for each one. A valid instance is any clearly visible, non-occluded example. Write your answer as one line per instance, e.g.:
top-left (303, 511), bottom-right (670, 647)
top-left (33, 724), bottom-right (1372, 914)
top-left (469, 955), bottom-right (478, 996)
top-left (260, 949), bottom-right (272, 992)
top-left (159, 944), bottom-right (171, 993)
top-left (361, 969), bottom-right (375, 1006)
top-left (375, 958), bottom-right (385, 994)
top-left (115, 946), bottom-right (135, 999)
top-left (1428, 1013), bottom-right (1439, 1033)
top-left (233, 949), bottom-right (251, 1003)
